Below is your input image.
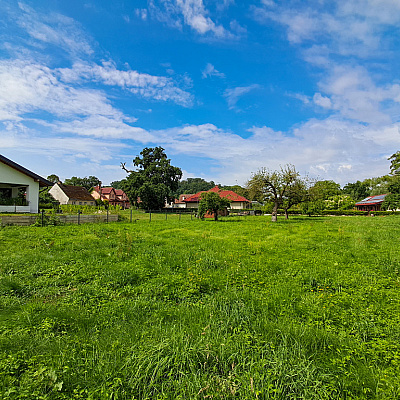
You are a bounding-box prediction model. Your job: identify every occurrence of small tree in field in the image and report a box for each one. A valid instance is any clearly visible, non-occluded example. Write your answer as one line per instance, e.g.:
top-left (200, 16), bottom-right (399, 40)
top-left (247, 164), bottom-right (300, 222)
top-left (198, 191), bottom-right (230, 221)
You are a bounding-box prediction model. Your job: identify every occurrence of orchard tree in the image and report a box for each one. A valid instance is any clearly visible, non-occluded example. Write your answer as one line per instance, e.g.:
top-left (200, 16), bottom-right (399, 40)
top-left (247, 164), bottom-right (300, 222)
top-left (121, 147), bottom-right (182, 210)
top-left (198, 191), bottom-right (230, 221)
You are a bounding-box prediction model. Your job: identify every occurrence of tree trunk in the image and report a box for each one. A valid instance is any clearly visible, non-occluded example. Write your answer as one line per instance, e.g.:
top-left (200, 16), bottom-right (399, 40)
top-left (214, 210), bottom-right (218, 221)
top-left (284, 208), bottom-right (289, 219)
top-left (271, 202), bottom-right (278, 222)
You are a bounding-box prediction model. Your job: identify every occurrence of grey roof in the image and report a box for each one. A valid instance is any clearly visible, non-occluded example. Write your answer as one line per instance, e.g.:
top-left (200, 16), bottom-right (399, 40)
top-left (57, 184), bottom-right (96, 202)
top-left (355, 194), bottom-right (387, 206)
top-left (0, 154), bottom-right (52, 187)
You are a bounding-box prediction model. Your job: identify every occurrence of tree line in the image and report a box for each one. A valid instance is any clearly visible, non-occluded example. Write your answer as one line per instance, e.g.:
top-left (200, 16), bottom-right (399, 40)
top-left (42, 147), bottom-right (400, 221)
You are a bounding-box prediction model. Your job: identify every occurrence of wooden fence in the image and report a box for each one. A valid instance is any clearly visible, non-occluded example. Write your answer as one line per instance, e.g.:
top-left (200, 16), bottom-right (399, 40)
top-left (0, 214), bottom-right (118, 226)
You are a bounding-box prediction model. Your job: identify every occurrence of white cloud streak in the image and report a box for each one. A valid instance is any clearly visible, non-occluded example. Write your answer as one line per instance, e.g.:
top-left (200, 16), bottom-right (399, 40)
top-left (202, 63), bottom-right (225, 79)
top-left (224, 84), bottom-right (260, 109)
top-left (148, 0), bottom-right (236, 38)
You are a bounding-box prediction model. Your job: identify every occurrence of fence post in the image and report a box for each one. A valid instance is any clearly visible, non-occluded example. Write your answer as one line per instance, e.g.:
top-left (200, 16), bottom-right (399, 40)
top-left (107, 208), bottom-right (109, 223)
top-left (165, 211), bottom-right (168, 220)
top-left (78, 210), bottom-right (81, 225)
top-left (149, 211), bottom-right (151, 222)
top-left (41, 209), bottom-right (45, 227)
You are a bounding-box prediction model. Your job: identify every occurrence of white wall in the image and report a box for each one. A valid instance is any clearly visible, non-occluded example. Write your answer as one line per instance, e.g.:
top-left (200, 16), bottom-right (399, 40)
top-left (49, 184), bottom-right (70, 205)
top-left (0, 163), bottom-right (40, 213)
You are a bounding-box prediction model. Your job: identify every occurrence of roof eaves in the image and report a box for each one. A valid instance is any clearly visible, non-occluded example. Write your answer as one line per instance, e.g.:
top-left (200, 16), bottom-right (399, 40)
top-left (0, 154), bottom-right (52, 187)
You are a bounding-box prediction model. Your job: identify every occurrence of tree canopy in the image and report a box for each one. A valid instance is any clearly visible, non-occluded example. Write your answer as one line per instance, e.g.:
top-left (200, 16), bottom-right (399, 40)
top-left (121, 147), bottom-right (182, 210)
top-left (309, 180), bottom-right (341, 200)
top-left (63, 176), bottom-right (101, 191)
top-left (389, 151), bottom-right (400, 175)
top-left (174, 178), bottom-right (215, 197)
top-left (247, 164), bottom-right (301, 222)
top-left (342, 181), bottom-right (370, 201)
top-left (47, 174), bottom-right (60, 183)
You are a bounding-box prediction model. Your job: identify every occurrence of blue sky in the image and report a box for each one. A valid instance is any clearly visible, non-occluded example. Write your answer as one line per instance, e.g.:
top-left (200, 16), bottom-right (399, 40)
top-left (1, 0), bottom-right (400, 186)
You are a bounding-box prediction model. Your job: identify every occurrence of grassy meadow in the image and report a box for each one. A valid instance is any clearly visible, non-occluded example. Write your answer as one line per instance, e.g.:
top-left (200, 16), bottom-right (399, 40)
top-left (0, 214), bottom-right (399, 399)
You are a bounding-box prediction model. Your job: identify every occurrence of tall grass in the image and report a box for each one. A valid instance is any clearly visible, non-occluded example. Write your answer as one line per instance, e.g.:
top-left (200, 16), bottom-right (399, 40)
top-left (0, 215), bottom-right (399, 398)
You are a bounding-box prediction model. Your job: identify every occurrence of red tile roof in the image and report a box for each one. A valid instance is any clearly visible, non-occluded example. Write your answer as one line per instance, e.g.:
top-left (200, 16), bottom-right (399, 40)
top-left (184, 186), bottom-right (249, 203)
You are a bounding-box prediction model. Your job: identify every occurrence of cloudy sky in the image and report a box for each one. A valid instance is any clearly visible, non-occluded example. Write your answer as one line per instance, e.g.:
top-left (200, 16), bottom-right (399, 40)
top-left (1, 0), bottom-right (400, 186)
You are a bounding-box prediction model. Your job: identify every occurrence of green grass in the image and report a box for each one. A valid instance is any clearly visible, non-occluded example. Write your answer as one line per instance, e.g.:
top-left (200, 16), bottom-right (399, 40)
top-left (0, 215), bottom-right (399, 399)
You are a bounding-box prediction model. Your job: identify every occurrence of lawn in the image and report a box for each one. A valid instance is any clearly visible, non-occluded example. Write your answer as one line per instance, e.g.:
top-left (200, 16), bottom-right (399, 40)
top-left (0, 215), bottom-right (399, 399)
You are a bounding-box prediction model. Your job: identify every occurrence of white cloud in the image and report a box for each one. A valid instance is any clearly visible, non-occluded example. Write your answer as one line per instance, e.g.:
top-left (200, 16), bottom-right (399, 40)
top-left (17, 2), bottom-right (94, 57)
top-left (224, 84), bottom-right (260, 109)
top-left (135, 9), bottom-right (148, 20)
top-left (202, 63), bottom-right (225, 78)
top-left (313, 93), bottom-right (332, 109)
top-left (144, 115), bottom-right (400, 185)
top-left (148, 0), bottom-right (235, 38)
top-left (58, 61), bottom-right (193, 107)
top-left (0, 60), bottom-right (123, 122)
top-left (316, 65), bottom-right (400, 124)
top-left (252, 0), bottom-right (400, 57)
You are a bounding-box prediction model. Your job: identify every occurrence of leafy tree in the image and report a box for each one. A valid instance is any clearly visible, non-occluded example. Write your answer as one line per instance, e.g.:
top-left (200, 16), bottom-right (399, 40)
top-left (342, 181), bottom-right (370, 201)
top-left (64, 176), bottom-right (101, 191)
top-left (309, 180), bottom-right (341, 200)
top-left (301, 199), bottom-right (325, 216)
top-left (388, 151), bottom-right (400, 175)
top-left (121, 147), bottom-right (182, 210)
top-left (198, 191), bottom-right (230, 221)
top-left (175, 178), bottom-right (215, 197)
top-left (281, 177), bottom-right (309, 219)
top-left (110, 180), bottom-right (125, 190)
top-left (247, 164), bottom-right (300, 222)
top-left (47, 174), bottom-right (60, 183)
top-left (363, 175), bottom-right (392, 195)
top-left (382, 193), bottom-right (400, 211)
top-left (324, 195), bottom-right (355, 210)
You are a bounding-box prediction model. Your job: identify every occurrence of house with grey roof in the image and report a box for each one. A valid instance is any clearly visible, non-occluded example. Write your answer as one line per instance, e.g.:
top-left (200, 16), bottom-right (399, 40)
top-left (355, 194), bottom-right (387, 212)
top-left (0, 154), bottom-right (51, 213)
top-left (49, 183), bottom-right (96, 206)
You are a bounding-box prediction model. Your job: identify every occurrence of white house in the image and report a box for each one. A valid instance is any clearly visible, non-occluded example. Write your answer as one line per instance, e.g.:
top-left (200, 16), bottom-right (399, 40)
top-left (49, 183), bottom-right (96, 206)
top-left (0, 154), bottom-right (51, 213)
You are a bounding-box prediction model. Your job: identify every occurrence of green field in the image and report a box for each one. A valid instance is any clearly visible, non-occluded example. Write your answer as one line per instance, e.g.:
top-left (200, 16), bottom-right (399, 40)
top-left (1, 215), bottom-right (399, 399)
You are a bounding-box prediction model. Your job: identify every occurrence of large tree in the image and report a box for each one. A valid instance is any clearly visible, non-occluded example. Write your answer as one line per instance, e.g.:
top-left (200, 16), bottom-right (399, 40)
top-left (309, 180), bottom-right (341, 200)
top-left (121, 147), bottom-right (182, 210)
top-left (64, 176), bottom-right (101, 191)
top-left (175, 178), bottom-right (215, 197)
top-left (198, 191), bottom-right (230, 221)
top-left (388, 151), bottom-right (400, 175)
top-left (342, 181), bottom-right (370, 201)
top-left (247, 164), bottom-right (300, 222)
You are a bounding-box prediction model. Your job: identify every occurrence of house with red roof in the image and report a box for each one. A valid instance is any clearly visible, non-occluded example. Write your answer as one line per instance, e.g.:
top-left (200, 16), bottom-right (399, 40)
top-left (183, 186), bottom-right (250, 210)
top-left (92, 186), bottom-right (130, 209)
top-left (355, 194), bottom-right (387, 212)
